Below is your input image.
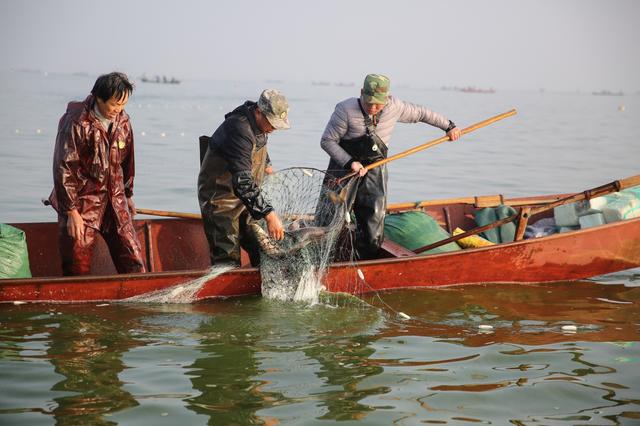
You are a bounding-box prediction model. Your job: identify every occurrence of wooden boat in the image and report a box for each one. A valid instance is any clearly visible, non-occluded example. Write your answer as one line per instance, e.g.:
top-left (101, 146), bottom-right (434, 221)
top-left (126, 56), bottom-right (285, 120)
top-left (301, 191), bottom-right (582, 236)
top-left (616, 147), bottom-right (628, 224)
top-left (2, 186), bottom-right (640, 304)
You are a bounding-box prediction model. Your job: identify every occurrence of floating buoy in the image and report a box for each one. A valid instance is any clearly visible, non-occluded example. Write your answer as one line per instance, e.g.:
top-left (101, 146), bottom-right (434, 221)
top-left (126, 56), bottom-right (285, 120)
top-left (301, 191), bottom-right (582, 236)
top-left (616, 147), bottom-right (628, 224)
top-left (140, 131), bottom-right (146, 136)
top-left (160, 132), bottom-right (166, 138)
top-left (36, 129), bottom-right (42, 134)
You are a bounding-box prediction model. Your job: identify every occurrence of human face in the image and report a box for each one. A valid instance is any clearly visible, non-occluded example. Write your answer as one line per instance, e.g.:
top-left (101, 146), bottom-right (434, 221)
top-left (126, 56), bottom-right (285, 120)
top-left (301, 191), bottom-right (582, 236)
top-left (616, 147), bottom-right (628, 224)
top-left (255, 109), bottom-right (276, 134)
top-left (96, 93), bottom-right (129, 120)
top-left (360, 96), bottom-right (386, 116)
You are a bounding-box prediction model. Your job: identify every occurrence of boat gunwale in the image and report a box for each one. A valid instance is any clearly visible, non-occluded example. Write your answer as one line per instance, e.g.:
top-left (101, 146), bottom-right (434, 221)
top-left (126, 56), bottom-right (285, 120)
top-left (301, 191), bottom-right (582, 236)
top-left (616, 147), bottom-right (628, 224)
top-left (2, 215), bottom-right (639, 286)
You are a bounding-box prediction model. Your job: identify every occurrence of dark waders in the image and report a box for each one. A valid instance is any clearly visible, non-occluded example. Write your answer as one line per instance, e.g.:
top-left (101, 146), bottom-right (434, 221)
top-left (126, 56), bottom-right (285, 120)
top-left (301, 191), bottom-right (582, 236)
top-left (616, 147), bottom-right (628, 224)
top-left (198, 136), bottom-right (266, 266)
top-left (323, 102), bottom-right (388, 259)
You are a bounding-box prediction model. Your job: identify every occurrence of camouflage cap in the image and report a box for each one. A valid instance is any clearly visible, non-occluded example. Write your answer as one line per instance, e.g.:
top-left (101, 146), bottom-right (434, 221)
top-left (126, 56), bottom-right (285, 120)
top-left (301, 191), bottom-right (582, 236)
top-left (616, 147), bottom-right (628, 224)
top-left (257, 89), bottom-right (291, 130)
top-left (361, 74), bottom-right (390, 105)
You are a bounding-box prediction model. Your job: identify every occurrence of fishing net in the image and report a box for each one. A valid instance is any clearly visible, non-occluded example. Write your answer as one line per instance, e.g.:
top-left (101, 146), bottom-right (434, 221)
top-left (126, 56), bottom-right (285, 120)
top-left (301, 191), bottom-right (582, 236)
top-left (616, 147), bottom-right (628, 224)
top-left (254, 167), bottom-right (356, 303)
top-left (122, 264), bottom-right (236, 303)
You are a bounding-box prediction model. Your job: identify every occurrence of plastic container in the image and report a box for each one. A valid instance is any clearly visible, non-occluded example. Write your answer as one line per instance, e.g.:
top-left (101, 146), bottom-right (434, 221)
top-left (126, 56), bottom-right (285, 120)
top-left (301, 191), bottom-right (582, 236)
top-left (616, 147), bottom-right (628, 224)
top-left (559, 226), bottom-right (580, 233)
top-left (554, 203), bottom-right (581, 227)
top-left (578, 212), bottom-right (605, 228)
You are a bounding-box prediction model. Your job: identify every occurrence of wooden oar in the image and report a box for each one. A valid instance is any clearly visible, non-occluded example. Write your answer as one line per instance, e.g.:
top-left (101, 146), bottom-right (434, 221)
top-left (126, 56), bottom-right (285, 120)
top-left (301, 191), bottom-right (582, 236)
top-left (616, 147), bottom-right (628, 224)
top-left (135, 208), bottom-right (201, 220)
top-left (336, 109), bottom-right (517, 184)
top-left (387, 194), bottom-right (567, 211)
top-left (414, 174), bottom-right (640, 254)
top-left (135, 191), bottom-right (558, 222)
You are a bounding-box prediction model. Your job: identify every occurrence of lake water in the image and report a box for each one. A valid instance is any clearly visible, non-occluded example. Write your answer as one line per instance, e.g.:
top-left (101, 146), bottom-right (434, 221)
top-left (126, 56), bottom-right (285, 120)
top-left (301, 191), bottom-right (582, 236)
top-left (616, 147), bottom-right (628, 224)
top-left (1, 71), bottom-right (639, 424)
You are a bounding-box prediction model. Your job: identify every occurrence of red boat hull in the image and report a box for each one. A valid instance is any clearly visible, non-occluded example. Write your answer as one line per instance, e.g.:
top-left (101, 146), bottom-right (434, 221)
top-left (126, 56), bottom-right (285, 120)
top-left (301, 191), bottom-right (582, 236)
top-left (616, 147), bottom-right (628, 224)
top-left (2, 208), bottom-right (639, 303)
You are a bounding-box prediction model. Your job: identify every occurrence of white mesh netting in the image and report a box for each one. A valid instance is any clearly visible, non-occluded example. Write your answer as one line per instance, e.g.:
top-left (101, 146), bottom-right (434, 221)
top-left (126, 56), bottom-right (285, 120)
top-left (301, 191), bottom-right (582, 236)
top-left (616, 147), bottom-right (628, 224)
top-left (255, 168), bottom-right (351, 303)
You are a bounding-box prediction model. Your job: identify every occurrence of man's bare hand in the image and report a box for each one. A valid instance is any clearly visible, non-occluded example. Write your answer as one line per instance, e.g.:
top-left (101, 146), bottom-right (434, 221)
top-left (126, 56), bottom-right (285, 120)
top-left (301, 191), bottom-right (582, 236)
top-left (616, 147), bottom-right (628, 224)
top-left (127, 197), bottom-right (136, 216)
top-left (66, 209), bottom-right (85, 240)
top-left (265, 211), bottom-right (284, 240)
top-left (351, 161), bottom-right (367, 177)
top-left (447, 127), bottom-right (462, 141)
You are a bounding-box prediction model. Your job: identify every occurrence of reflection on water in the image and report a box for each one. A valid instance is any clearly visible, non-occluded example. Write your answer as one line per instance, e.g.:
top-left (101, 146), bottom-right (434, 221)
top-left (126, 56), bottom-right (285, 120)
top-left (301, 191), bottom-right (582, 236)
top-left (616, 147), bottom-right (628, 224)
top-left (47, 310), bottom-right (139, 425)
top-left (1, 281), bottom-right (639, 424)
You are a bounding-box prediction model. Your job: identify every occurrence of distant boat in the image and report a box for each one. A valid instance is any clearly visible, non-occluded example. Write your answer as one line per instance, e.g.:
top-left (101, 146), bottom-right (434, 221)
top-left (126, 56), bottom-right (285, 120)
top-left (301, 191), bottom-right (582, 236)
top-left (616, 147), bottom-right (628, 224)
top-left (440, 86), bottom-right (495, 93)
top-left (592, 90), bottom-right (623, 96)
top-left (141, 74), bottom-right (180, 85)
top-left (459, 86), bottom-right (495, 94)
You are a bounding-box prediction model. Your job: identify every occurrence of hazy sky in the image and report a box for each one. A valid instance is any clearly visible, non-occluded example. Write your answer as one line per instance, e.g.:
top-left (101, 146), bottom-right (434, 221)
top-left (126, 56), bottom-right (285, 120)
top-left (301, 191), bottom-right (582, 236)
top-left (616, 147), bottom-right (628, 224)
top-left (1, 0), bottom-right (638, 91)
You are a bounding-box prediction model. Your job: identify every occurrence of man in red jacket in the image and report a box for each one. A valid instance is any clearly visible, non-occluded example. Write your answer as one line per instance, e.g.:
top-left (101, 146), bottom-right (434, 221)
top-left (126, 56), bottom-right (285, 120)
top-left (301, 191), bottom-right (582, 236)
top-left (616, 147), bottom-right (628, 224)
top-left (49, 72), bottom-right (146, 275)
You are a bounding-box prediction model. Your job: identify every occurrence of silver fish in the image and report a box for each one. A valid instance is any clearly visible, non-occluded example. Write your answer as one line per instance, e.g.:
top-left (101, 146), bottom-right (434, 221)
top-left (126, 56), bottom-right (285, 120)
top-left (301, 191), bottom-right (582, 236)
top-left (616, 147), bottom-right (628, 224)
top-left (251, 222), bottom-right (328, 258)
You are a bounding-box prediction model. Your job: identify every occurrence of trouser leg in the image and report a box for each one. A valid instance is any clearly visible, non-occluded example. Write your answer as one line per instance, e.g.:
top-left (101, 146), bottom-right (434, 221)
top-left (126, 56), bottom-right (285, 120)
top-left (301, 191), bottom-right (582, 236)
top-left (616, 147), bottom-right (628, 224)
top-left (101, 210), bottom-right (146, 274)
top-left (238, 211), bottom-right (261, 267)
top-left (201, 201), bottom-right (243, 265)
top-left (58, 216), bottom-right (98, 276)
top-left (352, 165), bottom-right (388, 259)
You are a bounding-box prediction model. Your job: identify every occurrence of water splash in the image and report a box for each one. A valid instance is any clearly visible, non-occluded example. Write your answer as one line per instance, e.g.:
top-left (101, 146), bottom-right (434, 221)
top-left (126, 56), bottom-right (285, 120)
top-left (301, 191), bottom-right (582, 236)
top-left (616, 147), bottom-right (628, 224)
top-left (122, 264), bottom-right (236, 303)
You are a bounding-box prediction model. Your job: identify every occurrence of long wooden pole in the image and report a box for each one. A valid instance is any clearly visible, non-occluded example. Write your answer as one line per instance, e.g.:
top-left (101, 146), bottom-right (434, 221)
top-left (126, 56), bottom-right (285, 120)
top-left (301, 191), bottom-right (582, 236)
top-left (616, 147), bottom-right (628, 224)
top-left (387, 194), bottom-right (566, 211)
top-left (414, 174), bottom-right (640, 254)
top-left (135, 175), bottom-right (639, 226)
top-left (135, 190), bottom-right (561, 221)
top-left (135, 208), bottom-right (201, 219)
top-left (337, 109), bottom-right (517, 184)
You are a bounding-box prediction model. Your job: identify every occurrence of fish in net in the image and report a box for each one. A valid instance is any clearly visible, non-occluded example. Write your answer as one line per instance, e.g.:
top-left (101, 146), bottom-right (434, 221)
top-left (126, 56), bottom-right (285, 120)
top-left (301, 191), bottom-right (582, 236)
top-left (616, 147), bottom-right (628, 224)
top-left (254, 167), bottom-right (356, 303)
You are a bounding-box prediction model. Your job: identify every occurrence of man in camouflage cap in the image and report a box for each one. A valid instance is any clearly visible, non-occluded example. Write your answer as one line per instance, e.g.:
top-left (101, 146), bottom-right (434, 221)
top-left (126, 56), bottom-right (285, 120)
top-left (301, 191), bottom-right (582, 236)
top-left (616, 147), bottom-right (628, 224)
top-left (320, 74), bottom-right (462, 259)
top-left (198, 89), bottom-right (290, 266)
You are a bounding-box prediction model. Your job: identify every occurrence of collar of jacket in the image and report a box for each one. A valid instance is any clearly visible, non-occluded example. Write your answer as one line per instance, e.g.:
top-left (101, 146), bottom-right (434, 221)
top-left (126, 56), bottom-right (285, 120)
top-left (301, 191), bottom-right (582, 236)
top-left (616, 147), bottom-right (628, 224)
top-left (227, 101), bottom-right (265, 136)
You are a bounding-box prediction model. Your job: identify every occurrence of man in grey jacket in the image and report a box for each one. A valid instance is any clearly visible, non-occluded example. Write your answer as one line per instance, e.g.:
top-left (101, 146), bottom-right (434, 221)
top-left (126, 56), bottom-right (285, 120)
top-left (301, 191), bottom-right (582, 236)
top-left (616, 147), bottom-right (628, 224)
top-left (320, 74), bottom-right (461, 259)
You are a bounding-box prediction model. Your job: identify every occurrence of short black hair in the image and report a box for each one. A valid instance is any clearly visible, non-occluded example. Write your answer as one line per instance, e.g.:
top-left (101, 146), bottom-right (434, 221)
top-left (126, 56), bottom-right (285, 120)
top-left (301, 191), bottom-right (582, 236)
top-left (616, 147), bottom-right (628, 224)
top-left (91, 72), bottom-right (134, 102)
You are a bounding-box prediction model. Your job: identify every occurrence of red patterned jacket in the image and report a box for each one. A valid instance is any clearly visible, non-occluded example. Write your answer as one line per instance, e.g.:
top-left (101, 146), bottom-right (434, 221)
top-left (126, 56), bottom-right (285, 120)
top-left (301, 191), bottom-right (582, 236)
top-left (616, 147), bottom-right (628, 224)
top-left (49, 95), bottom-right (136, 233)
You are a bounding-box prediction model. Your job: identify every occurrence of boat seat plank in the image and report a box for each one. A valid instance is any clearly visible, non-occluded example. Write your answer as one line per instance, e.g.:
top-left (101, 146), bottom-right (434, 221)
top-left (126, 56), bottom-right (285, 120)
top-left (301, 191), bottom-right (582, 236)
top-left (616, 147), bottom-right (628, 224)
top-left (380, 239), bottom-right (416, 258)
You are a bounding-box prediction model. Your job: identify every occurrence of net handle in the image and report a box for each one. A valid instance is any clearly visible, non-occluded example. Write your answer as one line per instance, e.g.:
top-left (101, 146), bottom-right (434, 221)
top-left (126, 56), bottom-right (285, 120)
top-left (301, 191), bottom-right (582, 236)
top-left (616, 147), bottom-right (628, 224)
top-left (337, 109), bottom-right (517, 184)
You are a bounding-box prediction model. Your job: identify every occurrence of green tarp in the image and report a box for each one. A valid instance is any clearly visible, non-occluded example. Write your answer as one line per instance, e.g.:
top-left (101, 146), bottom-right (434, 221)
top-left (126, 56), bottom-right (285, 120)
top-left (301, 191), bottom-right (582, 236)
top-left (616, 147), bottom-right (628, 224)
top-left (0, 224), bottom-right (32, 279)
top-left (384, 211), bottom-right (461, 255)
top-left (474, 205), bottom-right (517, 243)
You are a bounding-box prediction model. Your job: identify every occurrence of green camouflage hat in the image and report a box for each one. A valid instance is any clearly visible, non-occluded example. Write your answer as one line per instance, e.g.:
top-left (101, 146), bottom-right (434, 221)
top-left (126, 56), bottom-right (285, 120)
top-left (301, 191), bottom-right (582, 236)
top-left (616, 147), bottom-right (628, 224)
top-left (362, 74), bottom-right (390, 104)
top-left (258, 89), bottom-right (291, 130)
